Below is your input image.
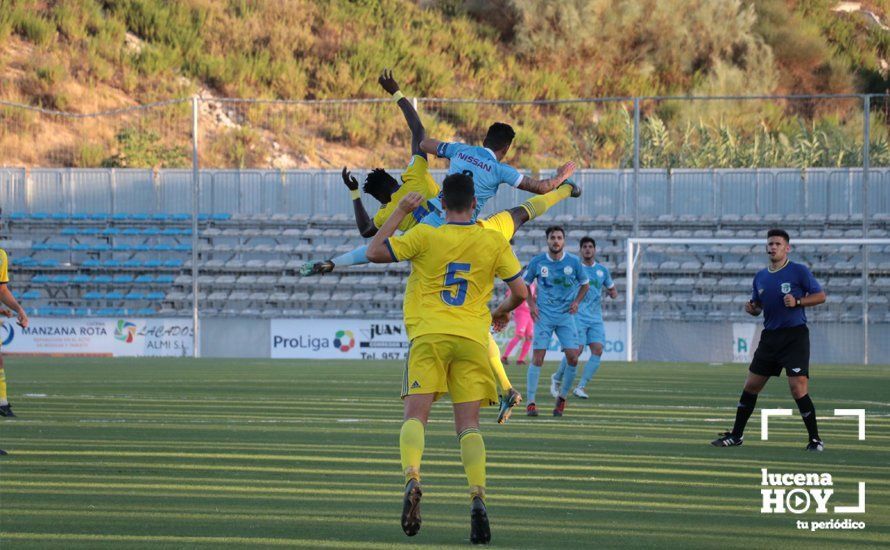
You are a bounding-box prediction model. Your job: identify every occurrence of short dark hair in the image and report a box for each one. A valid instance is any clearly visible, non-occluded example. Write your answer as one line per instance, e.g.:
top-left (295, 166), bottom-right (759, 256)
top-left (579, 236), bottom-right (596, 248)
top-left (545, 225), bottom-right (565, 238)
top-left (767, 228), bottom-right (790, 243)
top-left (441, 171), bottom-right (475, 213)
top-left (482, 122), bottom-right (515, 151)
top-left (363, 168), bottom-right (399, 204)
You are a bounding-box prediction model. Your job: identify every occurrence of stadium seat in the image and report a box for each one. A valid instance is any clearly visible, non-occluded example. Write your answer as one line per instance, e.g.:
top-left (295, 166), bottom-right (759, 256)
top-left (71, 274), bottom-right (91, 284)
top-left (124, 292), bottom-right (144, 301)
top-left (101, 259), bottom-right (121, 268)
top-left (38, 259), bottom-right (60, 268)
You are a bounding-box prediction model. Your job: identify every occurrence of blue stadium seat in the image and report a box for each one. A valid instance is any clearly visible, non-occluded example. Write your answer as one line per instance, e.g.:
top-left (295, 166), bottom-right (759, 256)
top-left (9, 212), bottom-right (27, 220)
top-left (61, 227), bottom-right (79, 235)
top-left (30, 274), bottom-right (51, 283)
top-left (143, 259), bottom-right (162, 268)
top-left (152, 213), bottom-right (169, 221)
top-left (212, 213), bottom-right (231, 221)
top-left (71, 213), bottom-right (89, 221)
top-left (155, 274), bottom-right (174, 284)
top-left (154, 244), bottom-right (172, 252)
top-left (14, 257), bottom-right (35, 267)
top-left (173, 244), bottom-right (191, 252)
top-left (80, 228), bottom-right (100, 236)
top-left (96, 308), bottom-right (122, 316)
top-left (171, 213), bottom-right (190, 221)
top-left (124, 292), bottom-right (144, 301)
top-left (83, 291), bottom-right (104, 300)
top-left (91, 243), bottom-right (111, 252)
top-left (112, 243), bottom-right (132, 251)
top-left (141, 227), bottom-right (160, 236)
top-left (122, 228), bottom-right (142, 236)
top-left (145, 292), bottom-right (165, 301)
top-left (123, 259), bottom-right (143, 268)
top-left (102, 227), bottom-right (120, 236)
top-left (105, 291), bottom-right (124, 300)
top-left (31, 212), bottom-right (50, 220)
top-left (161, 228), bottom-right (182, 236)
top-left (163, 259), bottom-right (183, 268)
top-left (71, 274), bottom-right (91, 284)
top-left (72, 243), bottom-right (92, 252)
top-left (47, 242), bottom-right (69, 251)
top-left (51, 307), bottom-right (74, 316)
top-left (112, 213), bottom-right (130, 221)
top-left (92, 274), bottom-right (113, 284)
top-left (22, 290), bottom-right (41, 300)
top-left (75, 308), bottom-right (90, 316)
top-left (101, 259), bottom-right (121, 268)
top-left (135, 307), bottom-right (156, 315)
top-left (113, 274), bottom-right (134, 284)
top-left (32, 243), bottom-right (50, 251)
top-left (131, 244), bottom-right (151, 252)
top-left (49, 275), bottom-right (70, 284)
top-left (135, 275), bottom-right (154, 285)
top-left (130, 213), bottom-right (149, 221)
top-left (198, 213), bottom-right (211, 221)
top-left (38, 259), bottom-right (59, 268)
top-left (11, 290), bottom-right (21, 299)
top-left (82, 259), bottom-right (101, 268)
top-left (90, 213), bottom-right (109, 221)
top-left (51, 212), bottom-right (69, 221)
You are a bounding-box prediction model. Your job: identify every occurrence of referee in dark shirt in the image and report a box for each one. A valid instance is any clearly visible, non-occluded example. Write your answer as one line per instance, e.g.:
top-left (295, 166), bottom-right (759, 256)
top-left (712, 229), bottom-right (827, 451)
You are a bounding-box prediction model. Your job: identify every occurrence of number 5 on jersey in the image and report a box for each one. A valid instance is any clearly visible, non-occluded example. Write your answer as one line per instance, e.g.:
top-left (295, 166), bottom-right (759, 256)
top-left (441, 262), bottom-right (471, 306)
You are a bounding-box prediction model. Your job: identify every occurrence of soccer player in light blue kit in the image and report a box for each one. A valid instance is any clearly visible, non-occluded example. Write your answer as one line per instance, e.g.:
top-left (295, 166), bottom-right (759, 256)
top-left (523, 226), bottom-right (589, 417)
top-left (551, 237), bottom-right (618, 399)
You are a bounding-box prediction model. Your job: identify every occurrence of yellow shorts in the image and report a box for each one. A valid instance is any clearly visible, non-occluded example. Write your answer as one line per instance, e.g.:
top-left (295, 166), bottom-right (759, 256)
top-left (478, 210), bottom-right (515, 240)
top-left (402, 334), bottom-right (498, 407)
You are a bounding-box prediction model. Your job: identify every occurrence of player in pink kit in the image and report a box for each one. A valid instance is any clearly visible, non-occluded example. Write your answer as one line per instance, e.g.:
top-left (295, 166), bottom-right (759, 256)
top-left (501, 282), bottom-right (535, 365)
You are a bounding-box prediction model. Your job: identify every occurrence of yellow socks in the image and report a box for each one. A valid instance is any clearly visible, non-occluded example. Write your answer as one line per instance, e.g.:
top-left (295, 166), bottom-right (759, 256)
top-left (459, 427), bottom-right (486, 499)
top-left (520, 183), bottom-right (573, 220)
top-left (487, 333), bottom-right (512, 392)
top-left (0, 368), bottom-right (7, 406)
top-left (400, 418), bottom-right (425, 483)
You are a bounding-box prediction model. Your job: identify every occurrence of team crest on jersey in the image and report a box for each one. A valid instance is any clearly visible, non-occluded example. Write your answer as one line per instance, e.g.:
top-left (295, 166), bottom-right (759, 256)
top-left (780, 282), bottom-right (791, 294)
top-left (541, 266), bottom-right (549, 277)
top-left (564, 266), bottom-right (573, 275)
top-left (596, 269), bottom-right (604, 278)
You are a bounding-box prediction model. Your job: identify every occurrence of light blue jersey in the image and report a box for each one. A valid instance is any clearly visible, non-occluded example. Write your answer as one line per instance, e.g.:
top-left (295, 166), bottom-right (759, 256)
top-left (577, 262), bottom-right (614, 324)
top-left (430, 142), bottom-right (523, 221)
top-left (524, 252), bottom-right (589, 350)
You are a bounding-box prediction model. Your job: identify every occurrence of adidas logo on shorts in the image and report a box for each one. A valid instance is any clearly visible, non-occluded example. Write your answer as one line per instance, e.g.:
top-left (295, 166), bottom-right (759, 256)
top-left (411, 381), bottom-right (421, 389)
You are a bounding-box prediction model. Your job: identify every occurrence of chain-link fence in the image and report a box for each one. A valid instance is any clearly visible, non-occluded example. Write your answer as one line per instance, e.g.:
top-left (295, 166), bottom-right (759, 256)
top-left (1, 94), bottom-right (888, 361)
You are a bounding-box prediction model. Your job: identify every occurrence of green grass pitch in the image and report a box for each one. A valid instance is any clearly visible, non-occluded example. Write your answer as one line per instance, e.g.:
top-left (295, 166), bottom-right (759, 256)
top-left (0, 357), bottom-right (887, 549)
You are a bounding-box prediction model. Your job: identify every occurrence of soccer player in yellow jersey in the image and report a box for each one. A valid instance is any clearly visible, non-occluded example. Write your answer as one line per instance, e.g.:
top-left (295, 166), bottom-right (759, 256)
top-left (307, 70), bottom-right (582, 423)
top-left (1, 247), bottom-right (29, 422)
top-left (367, 173), bottom-right (528, 544)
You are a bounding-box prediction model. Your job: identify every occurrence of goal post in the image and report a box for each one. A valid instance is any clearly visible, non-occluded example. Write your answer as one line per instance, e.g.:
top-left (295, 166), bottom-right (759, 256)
top-left (625, 238), bottom-right (890, 365)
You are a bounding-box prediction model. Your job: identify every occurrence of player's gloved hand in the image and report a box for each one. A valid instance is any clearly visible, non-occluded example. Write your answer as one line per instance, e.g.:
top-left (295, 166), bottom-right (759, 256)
top-left (397, 192), bottom-right (424, 214)
top-left (341, 167), bottom-right (359, 191)
top-left (378, 69), bottom-right (400, 95)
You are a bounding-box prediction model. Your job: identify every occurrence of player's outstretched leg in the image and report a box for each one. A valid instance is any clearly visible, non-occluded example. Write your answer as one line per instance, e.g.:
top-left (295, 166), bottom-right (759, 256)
top-left (496, 387), bottom-right (522, 424)
top-left (300, 245), bottom-right (370, 276)
top-left (487, 334), bottom-right (512, 393)
top-left (711, 390), bottom-right (757, 447)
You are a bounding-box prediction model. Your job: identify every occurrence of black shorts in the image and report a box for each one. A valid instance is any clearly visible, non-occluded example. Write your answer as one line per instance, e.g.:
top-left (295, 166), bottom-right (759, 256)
top-left (749, 325), bottom-right (810, 378)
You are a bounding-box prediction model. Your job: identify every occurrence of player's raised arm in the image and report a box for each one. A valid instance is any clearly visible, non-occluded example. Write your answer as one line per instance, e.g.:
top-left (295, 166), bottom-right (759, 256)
top-left (367, 192), bottom-right (425, 263)
top-left (419, 137), bottom-right (443, 157)
top-left (517, 161), bottom-right (577, 195)
top-left (342, 167), bottom-right (378, 238)
top-left (379, 69), bottom-right (426, 159)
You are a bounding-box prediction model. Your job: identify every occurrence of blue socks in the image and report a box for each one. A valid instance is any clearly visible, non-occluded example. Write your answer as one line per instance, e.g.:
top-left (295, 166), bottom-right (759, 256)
top-left (526, 364), bottom-right (541, 404)
top-left (559, 363), bottom-right (577, 398)
top-left (577, 354), bottom-right (601, 390)
top-left (554, 357), bottom-right (567, 381)
top-left (331, 245), bottom-right (369, 267)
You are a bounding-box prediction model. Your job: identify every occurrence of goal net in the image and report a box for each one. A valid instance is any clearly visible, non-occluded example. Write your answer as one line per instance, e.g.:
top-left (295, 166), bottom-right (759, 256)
top-left (625, 238), bottom-right (890, 365)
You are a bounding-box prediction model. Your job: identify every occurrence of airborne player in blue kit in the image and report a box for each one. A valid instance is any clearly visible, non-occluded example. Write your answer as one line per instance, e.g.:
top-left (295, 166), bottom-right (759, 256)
top-left (711, 229), bottom-right (827, 451)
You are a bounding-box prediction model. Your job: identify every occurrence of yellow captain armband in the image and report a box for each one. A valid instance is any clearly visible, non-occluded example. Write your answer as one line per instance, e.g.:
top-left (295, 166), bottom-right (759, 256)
top-left (350, 189), bottom-right (361, 200)
top-left (392, 91), bottom-right (405, 102)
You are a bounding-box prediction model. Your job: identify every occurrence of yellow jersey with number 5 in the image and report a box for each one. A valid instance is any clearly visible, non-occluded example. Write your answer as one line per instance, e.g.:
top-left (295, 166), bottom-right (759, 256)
top-left (385, 223), bottom-right (522, 346)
